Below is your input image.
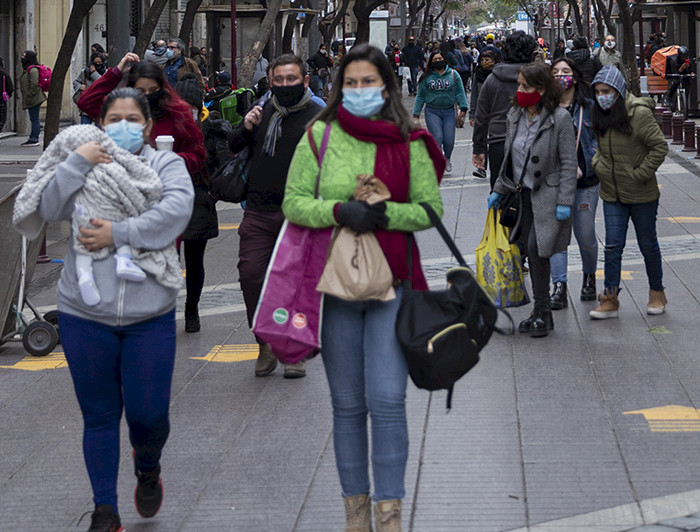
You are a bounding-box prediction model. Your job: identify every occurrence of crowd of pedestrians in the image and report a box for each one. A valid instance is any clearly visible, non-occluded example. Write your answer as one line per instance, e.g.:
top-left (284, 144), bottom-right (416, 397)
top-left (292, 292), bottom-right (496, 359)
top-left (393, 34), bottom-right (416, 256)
top-left (9, 27), bottom-right (673, 532)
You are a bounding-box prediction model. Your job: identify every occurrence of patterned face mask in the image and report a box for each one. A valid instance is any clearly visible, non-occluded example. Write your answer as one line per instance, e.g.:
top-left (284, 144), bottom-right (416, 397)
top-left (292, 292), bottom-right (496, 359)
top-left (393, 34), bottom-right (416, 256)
top-left (596, 92), bottom-right (617, 110)
top-left (555, 75), bottom-right (574, 91)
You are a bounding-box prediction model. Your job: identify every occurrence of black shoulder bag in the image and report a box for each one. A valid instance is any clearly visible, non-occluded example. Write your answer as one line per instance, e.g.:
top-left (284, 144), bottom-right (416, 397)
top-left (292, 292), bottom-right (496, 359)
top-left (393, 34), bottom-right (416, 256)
top-left (395, 203), bottom-right (514, 410)
top-left (498, 146), bottom-right (529, 229)
top-left (209, 145), bottom-right (251, 203)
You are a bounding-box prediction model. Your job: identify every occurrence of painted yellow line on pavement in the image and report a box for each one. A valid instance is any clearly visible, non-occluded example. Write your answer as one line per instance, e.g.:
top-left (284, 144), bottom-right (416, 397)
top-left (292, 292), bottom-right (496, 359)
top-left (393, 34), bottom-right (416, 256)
top-left (190, 344), bottom-right (258, 363)
top-left (596, 269), bottom-right (636, 280)
top-left (0, 352), bottom-right (67, 371)
top-left (661, 216), bottom-right (700, 223)
top-left (624, 405), bottom-right (700, 432)
top-left (218, 223), bottom-right (240, 230)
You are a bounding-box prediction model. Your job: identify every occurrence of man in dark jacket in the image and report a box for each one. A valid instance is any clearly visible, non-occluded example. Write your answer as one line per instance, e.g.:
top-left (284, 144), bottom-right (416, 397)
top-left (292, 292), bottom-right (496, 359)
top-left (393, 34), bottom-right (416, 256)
top-left (307, 44), bottom-right (333, 97)
top-left (228, 54), bottom-right (323, 379)
top-left (401, 36), bottom-right (424, 96)
top-left (472, 31), bottom-right (537, 188)
top-left (566, 37), bottom-right (602, 84)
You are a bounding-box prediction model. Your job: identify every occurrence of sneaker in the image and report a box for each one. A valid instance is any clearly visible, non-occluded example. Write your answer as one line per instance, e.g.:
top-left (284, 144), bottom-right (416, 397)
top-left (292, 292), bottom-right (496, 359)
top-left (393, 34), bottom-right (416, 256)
top-left (472, 169), bottom-right (487, 179)
top-left (284, 360), bottom-right (306, 379)
top-left (21, 140), bottom-right (40, 147)
top-left (255, 342), bottom-right (278, 377)
top-left (445, 159), bottom-right (452, 174)
top-left (647, 289), bottom-right (667, 315)
top-left (133, 451), bottom-right (163, 518)
top-left (589, 288), bottom-right (620, 319)
top-left (78, 270), bottom-right (101, 306)
top-left (87, 504), bottom-right (124, 532)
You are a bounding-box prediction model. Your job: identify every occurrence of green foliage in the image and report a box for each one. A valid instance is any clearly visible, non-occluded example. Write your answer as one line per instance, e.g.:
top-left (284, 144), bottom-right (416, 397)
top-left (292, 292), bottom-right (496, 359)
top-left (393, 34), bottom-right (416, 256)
top-left (487, 0), bottom-right (518, 24)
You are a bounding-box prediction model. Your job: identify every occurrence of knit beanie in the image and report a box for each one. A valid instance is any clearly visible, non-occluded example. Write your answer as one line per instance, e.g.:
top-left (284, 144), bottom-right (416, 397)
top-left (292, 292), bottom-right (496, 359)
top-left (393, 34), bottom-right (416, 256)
top-left (592, 66), bottom-right (626, 98)
top-left (217, 71), bottom-right (231, 85)
top-left (175, 73), bottom-right (202, 110)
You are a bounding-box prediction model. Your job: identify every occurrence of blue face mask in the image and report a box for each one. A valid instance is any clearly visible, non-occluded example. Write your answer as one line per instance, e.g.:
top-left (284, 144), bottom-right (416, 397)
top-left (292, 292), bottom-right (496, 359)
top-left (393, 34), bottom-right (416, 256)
top-left (165, 48), bottom-right (175, 60)
top-left (596, 92), bottom-right (617, 110)
top-left (104, 119), bottom-right (145, 153)
top-left (342, 86), bottom-right (386, 118)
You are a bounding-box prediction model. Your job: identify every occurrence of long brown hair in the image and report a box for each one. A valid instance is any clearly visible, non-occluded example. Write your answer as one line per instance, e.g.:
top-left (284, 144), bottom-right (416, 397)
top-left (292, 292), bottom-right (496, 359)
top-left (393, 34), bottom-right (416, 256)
top-left (515, 62), bottom-right (562, 114)
top-left (314, 43), bottom-right (417, 139)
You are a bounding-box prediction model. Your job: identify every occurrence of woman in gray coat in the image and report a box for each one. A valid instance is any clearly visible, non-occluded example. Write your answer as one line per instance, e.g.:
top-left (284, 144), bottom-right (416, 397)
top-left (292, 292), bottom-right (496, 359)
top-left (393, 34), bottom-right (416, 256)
top-left (488, 62), bottom-right (578, 337)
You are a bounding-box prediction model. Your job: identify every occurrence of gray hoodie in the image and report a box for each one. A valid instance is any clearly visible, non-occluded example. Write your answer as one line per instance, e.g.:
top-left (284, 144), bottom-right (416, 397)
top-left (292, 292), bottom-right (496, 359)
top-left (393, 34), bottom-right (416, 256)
top-left (472, 62), bottom-right (522, 154)
top-left (38, 145), bottom-right (194, 326)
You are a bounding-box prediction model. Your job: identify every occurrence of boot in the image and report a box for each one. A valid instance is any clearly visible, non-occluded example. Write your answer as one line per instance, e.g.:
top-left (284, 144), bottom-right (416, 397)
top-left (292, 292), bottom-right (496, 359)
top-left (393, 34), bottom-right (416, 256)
top-left (589, 288), bottom-right (620, 320)
top-left (283, 360), bottom-right (306, 379)
top-left (647, 289), bottom-right (668, 315)
top-left (374, 499), bottom-right (403, 532)
top-left (581, 273), bottom-right (597, 301)
top-left (550, 282), bottom-right (568, 310)
top-left (529, 308), bottom-right (554, 338)
top-left (518, 312), bottom-right (536, 333)
top-left (344, 494), bottom-right (372, 532)
top-left (185, 303), bottom-right (200, 333)
top-left (255, 343), bottom-right (278, 377)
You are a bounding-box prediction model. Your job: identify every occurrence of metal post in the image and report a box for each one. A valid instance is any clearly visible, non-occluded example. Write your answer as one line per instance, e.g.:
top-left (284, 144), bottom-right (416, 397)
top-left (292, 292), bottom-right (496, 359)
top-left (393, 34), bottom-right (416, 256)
top-left (671, 114), bottom-right (684, 144)
top-left (695, 125), bottom-right (700, 159)
top-left (661, 111), bottom-right (673, 138)
top-left (231, 0), bottom-right (237, 85)
top-left (654, 106), bottom-right (665, 128)
top-left (639, 9), bottom-right (645, 75)
top-left (400, 0), bottom-right (406, 43)
top-left (682, 120), bottom-right (696, 151)
top-left (107, 0), bottom-right (131, 66)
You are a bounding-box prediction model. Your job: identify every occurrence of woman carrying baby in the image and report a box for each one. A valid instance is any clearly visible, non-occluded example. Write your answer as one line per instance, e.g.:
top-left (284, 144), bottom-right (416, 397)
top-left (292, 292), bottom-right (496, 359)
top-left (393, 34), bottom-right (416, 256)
top-left (13, 88), bottom-right (194, 532)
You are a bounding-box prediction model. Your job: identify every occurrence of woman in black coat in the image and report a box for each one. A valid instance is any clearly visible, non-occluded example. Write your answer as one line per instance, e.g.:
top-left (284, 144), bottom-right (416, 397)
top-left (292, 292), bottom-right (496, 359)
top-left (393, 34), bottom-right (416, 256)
top-left (566, 37), bottom-right (603, 84)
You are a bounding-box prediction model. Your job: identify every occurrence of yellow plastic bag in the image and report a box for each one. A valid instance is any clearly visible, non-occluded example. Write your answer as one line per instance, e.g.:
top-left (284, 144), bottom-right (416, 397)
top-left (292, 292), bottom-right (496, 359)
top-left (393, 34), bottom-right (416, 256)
top-left (475, 209), bottom-right (530, 309)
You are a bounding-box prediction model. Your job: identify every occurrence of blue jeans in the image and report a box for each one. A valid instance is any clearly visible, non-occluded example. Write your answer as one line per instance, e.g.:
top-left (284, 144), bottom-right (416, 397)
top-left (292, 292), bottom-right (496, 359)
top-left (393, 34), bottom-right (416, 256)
top-left (312, 75), bottom-right (327, 97)
top-left (321, 288), bottom-right (408, 501)
top-left (602, 199), bottom-right (664, 291)
top-left (59, 309), bottom-right (177, 512)
top-left (424, 106), bottom-right (456, 160)
top-left (550, 184), bottom-right (600, 283)
top-left (27, 103), bottom-right (41, 142)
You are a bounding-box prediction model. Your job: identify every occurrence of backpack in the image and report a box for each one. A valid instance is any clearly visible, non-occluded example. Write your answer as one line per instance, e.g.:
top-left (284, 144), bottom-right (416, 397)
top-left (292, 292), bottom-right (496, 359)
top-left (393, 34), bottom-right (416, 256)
top-left (651, 45), bottom-right (680, 78)
top-left (219, 88), bottom-right (255, 126)
top-left (29, 64), bottom-right (52, 92)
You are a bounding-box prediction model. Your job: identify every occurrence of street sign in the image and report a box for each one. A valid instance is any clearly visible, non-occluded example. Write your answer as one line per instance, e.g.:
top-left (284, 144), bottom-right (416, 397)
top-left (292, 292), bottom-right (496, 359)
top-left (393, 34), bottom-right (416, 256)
top-left (516, 11), bottom-right (530, 21)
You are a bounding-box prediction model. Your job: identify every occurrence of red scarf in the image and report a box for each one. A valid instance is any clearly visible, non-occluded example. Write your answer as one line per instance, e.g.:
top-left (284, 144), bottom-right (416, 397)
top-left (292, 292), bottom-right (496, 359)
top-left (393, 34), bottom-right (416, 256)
top-left (337, 104), bottom-right (445, 290)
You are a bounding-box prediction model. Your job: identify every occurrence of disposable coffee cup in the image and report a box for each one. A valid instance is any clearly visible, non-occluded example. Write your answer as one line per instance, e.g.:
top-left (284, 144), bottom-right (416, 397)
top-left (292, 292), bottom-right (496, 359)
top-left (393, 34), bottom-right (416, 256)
top-left (155, 135), bottom-right (175, 151)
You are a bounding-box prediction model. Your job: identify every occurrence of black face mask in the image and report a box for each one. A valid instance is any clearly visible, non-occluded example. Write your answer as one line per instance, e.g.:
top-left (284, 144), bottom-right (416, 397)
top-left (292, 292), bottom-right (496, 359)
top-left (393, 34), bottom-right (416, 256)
top-left (21, 57), bottom-right (29, 68)
top-left (93, 63), bottom-right (106, 75)
top-left (432, 60), bottom-right (446, 71)
top-left (271, 83), bottom-right (306, 107)
top-left (146, 89), bottom-right (165, 118)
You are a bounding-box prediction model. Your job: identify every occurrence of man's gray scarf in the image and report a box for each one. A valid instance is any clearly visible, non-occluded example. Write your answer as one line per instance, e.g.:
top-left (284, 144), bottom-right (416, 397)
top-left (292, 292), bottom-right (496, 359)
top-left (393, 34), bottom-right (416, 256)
top-left (12, 124), bottom-right (181, 288)
top-left (261, 89), bottom-right (312, 157)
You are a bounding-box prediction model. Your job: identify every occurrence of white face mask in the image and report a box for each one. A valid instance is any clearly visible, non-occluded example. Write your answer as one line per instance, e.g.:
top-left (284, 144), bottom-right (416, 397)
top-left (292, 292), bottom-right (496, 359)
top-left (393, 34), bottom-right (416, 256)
top-left (605, 40), bottom-right (616, 49)
top-left (192, 109), bottom-right (199, 121)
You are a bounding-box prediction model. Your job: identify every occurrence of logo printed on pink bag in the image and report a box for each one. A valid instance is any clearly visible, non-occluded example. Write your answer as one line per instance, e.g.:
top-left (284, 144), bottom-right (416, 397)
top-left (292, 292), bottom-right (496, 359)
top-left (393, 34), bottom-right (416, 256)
top-left (292, 313), bottom-right (308, 329)
top-left (273, 308), bottom-right (289, 324)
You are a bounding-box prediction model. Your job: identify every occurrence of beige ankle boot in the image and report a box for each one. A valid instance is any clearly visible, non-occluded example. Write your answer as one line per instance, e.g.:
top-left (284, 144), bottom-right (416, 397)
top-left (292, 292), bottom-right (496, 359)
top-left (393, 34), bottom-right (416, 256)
top-left (589, 288), bottom-right (620, 320)
top-left (344, 494), bottom-right (372, 532)
top-left (374, 499), bottom-right (403, 532)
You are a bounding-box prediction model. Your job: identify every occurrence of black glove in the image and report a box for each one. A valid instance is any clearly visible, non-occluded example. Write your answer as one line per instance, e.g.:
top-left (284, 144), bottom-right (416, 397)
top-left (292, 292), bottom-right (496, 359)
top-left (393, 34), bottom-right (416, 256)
top-left (335, 200), bottom-right (389, 234)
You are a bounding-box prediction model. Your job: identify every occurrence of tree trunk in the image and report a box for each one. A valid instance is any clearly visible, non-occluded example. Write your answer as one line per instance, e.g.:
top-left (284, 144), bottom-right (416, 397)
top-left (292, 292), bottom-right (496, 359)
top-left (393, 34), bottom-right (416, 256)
top-left (43, 0), bottom-right (98, 149)
top-left (133, 0), bottom-right (169, 58)
top-left (419, 0), bottom-right (432, 44)
top-left (595, 0), bottom-right (616, 36)
top-left (318, 0), bottom-right (351, 50)
top-left (565, 0), bottom-right (583, 36)
top-left (282, 14), bottom-right (296, 54)
top-left (179, 0), bottom-right (205, 44)
top-left (238, 0), bottom-right (284, 88)
top-left (592, 0), bottom-right (605, 41)
top-left (405, 0), bottom-right (426, 44)
top-left (617, 0), bottom-right (640, 95)
top-left (353, 0), bottom-right (386, 44)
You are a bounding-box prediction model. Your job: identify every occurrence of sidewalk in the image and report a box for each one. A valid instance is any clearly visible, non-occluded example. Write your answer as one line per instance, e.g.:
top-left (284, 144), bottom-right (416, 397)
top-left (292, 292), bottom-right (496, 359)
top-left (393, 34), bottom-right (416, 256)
top-left (1, 99), bottom-right (700, 531)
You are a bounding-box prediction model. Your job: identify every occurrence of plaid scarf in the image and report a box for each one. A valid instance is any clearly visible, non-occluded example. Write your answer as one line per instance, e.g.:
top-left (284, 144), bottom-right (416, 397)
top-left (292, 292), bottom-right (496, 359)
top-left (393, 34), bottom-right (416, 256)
top-left (262, 89), bottom-right (312, 156)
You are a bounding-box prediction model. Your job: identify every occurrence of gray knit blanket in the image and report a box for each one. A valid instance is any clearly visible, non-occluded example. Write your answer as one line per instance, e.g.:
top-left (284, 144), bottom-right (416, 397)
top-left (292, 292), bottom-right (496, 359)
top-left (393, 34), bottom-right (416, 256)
top-left (12, 124), bottom-right (181, 288)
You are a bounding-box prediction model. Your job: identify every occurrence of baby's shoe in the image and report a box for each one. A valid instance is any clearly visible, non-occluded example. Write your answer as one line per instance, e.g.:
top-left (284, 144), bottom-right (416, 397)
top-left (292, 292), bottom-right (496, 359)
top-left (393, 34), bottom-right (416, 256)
top-left (78, 270), bottom-right (101, 306)
top-left (116, 254), bottom-right (147, 282)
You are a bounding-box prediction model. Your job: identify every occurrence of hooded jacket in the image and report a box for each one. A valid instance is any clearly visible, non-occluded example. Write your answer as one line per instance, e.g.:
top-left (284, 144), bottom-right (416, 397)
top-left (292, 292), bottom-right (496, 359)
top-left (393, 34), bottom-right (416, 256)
top-left (591, 94), bottom-right (668, 204)
top-left (19, 51), bottom-right (46, 109)
top-left (472, 62), bottom-right (521, 153)
top-left (596, 46), bottom-right (628, 81)
top-left (566, 48), bottom-right (603, 84)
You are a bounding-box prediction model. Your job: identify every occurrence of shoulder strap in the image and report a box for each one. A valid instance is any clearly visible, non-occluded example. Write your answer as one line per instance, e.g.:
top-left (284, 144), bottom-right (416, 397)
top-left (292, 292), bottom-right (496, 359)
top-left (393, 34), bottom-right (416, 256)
top-left (419, 202), bottom-right (468, 268)
top-left (308, 123), bottom-right (332, 198)
top-left (575, 105), bottom-right (584, 151)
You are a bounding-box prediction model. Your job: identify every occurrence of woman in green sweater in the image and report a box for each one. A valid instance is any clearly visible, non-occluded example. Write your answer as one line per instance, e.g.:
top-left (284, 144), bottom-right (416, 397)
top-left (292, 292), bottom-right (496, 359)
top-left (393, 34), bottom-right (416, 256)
top-left (589, 66), bottom-right (669, 319)
top-left (284, 44), bottom-right (444, 532)
top-left (412, 50), bottom-right (468, 174)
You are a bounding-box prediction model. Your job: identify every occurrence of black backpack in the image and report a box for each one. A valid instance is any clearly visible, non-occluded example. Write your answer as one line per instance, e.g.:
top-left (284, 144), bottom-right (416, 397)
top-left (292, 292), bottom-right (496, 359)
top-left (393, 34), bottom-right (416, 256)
top-left (395, 203), bottom-right (513, 409)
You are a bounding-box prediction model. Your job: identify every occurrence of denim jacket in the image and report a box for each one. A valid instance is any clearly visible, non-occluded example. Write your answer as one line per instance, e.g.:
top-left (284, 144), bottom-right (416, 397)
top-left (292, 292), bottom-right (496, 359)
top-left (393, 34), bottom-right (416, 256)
top-left (572, 99), bottom-right (600, 188)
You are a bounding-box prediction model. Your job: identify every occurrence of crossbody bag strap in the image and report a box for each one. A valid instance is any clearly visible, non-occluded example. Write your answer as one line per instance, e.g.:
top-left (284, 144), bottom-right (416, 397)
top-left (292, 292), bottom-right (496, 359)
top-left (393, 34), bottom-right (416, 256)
top-left (307, 123), bottom-right (332, 199)
top-left (575, 105), bottom-right (584, 151)
top-left (419, 202), bottom-right (468, 268)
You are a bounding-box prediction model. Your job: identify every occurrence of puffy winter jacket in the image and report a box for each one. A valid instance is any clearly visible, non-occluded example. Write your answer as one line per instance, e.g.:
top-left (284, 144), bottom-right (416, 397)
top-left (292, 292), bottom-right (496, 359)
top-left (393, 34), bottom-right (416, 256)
top-left (591, 94), bottom-right (668, 204)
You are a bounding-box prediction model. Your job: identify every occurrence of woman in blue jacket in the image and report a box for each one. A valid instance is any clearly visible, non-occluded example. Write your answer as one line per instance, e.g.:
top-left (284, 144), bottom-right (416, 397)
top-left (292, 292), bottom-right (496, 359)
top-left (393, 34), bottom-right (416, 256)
top-left (413, 50), bottom-right (468, 174)
top-left (548, 57), bottom-right (600, 309)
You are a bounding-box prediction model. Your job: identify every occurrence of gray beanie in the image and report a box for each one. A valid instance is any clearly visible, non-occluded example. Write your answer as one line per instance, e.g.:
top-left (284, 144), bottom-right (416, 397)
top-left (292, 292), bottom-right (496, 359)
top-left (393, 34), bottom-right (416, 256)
top-left (592, 66), bottom-right (626, 98)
